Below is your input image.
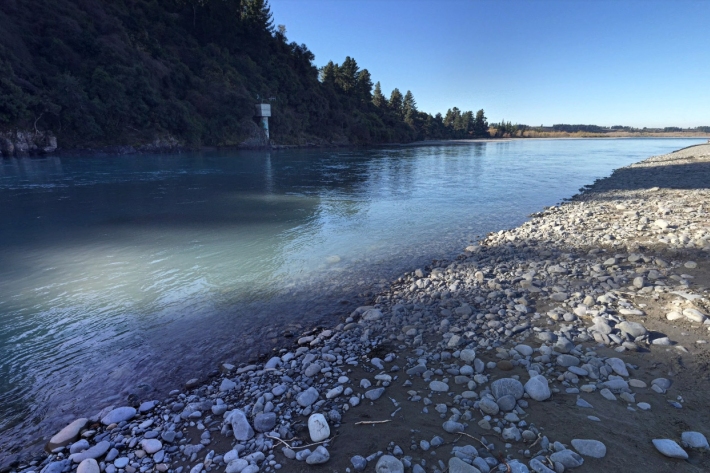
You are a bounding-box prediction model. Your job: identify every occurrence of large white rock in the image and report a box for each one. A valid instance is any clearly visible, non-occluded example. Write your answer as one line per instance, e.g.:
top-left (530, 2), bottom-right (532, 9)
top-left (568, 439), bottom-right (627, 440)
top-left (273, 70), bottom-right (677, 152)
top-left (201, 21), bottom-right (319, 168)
top-left (375, 455), bottom-right (404, 473)
top-left (101, 407), bottom-right (136, 425)
top-left (524, 375), bottom-right (551, 401)
top-left (307, 413), bottom-right (330, 442)
top-left (226, 409), bottom-right (254, 441)
top-left (652, 439), bottom-right (688, 459)
top-left (681, 431), bottom-right (709, 451)
top-left (46, 418), bottom-right (88, 451)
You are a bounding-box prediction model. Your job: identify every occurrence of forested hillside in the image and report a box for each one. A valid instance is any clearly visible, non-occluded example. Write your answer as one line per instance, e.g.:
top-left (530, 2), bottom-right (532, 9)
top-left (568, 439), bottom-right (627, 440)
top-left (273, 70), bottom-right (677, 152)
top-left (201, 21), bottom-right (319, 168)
top-left (0, 0), bottom-right (488, 152)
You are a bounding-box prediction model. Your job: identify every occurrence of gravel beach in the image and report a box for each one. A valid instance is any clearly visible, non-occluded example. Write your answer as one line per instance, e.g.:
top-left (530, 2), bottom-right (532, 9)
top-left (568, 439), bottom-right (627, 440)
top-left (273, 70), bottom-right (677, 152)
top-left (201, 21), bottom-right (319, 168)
top-left (7, 143), bottom-right (710, 473)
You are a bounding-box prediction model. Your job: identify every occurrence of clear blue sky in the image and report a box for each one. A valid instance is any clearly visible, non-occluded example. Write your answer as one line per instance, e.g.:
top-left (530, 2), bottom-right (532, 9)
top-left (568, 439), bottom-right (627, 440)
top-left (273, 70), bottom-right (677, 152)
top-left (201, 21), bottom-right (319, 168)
top-left (269, 0), bottom-right (709, 128)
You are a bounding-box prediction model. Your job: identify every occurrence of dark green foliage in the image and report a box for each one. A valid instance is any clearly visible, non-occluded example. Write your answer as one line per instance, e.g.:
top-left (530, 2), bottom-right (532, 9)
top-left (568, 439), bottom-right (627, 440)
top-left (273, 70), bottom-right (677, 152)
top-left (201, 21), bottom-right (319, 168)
top-left (0, 0), bottom-right (489, 147)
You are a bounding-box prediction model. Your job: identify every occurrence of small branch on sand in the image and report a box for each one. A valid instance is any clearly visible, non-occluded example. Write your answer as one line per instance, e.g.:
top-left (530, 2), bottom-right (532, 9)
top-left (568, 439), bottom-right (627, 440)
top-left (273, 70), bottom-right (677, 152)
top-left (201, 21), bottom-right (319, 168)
top-left (456, 432), bottom-right (493, 451)
top-left (354, 420), bottom-right (392, 425)
top-left (265, 434), bottom-right (337, 450)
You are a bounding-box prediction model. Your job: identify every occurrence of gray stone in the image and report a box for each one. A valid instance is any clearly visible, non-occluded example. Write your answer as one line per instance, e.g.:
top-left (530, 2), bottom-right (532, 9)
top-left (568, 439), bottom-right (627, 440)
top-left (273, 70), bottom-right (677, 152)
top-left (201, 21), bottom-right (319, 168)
top-left (113, 458), bottom-right (129, 469)
top-left (307, 413), bottom-right (330, 442)
top-left (365, 387), bottom-right (386, 401)
top-left (448, 457), bottom-right (481, 473)
top-left (76, 459), bottom-right (99, 473)
top-left (304, 363), bottom-right (323, 377)
top-left (226, 409), bottom-right (254, 441)
top-left (69, 441), bottom-right (110, 463)
top-left (603, 379), bottom-right (630, 393)
top-left (41, 461), bottom-right (70, 473)
top-left (683, 308), bottom-right (707, 323)
top-left (46, 418), bottom-right (88, 451)
top-left (375, 455), bottom-right (404, 473)
top-left (491, 378), bottom-right (524, 400)
top-left (606, 358), bottom-right (629, 377)
top-left (254, 412), bottom-right (276, 432)
top-left (524, 375), bottom-right (551, 401)
top-left (297, 387), bottom-right (319, 407)
top-left (496, 394), bottom-right (517, 411)
top-left (529, 459), bottom-right (555, 473)
top-left (220, 379), bottom-right (237, 392)
top-left (429, 381), bottom-right (449, 392)
top-left (651, 378), bottom-right (672, 390)
top-left (479, 398), bottom-right (499, 415)
top-left (681, 432), bottom-right (709, 450)
top-left (70, 439), bottom-right (89, 454)
top-left (443, 421), bottom-right (465, 434)
top-left (556, 355), bottom-right (580, 367)
top-left (515, 345), bottom-right (533, 356)
top-left (100, 407), bottom-right (136, 425)
top-left (305, 446), bottom-right (330, 465)
top-left (351, 455), bottom-right (367, 471)
top-left (549, 449), bottom-right (584, 468)
top-left (571, 439), bottom-right (606, 458)
top-left (460, 349), bottom-right (477, 363)
top-left (652, 439), bottom-right (688, 459)
top-left (141, 439), bottom-right (162, 454)
top-left (617, 322), bottom-right (647, 338)
top-left (225, 459), bottom-right (248, 473)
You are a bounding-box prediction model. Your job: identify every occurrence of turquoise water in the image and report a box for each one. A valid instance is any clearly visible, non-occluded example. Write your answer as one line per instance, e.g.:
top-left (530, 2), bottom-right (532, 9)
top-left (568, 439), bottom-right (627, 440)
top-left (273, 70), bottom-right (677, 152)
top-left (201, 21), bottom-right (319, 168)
top-left (0, 138), bottom-right (704, 455)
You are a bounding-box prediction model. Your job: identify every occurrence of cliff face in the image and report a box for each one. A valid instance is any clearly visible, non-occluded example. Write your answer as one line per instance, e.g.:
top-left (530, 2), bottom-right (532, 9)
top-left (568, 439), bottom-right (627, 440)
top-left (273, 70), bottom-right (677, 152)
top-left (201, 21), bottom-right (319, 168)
top-left (0, 130), bottom-right (57, 157)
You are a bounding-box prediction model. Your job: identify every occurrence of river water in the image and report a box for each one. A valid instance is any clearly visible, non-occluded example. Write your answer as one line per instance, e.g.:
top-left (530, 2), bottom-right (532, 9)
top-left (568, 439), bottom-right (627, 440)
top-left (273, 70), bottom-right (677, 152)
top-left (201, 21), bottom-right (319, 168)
top-left (0, 138), bottom-right (704, 456)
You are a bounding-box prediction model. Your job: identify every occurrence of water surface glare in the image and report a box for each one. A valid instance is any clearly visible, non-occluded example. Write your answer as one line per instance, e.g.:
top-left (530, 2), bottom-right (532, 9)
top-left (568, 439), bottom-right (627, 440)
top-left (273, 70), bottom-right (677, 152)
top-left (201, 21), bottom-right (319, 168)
top-left (0, 138), bottom-right (704, 454)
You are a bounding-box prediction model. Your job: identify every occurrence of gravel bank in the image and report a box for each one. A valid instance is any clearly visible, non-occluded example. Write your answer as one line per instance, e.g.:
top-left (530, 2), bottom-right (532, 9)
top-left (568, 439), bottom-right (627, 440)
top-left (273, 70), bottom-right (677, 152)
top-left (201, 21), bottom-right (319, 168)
top-left (7, 143), bottom-right (710, 473)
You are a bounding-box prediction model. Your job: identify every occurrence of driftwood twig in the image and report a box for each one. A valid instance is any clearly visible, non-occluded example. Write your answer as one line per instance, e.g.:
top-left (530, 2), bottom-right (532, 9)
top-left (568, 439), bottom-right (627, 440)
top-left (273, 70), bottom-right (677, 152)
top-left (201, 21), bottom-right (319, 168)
top-left (354, 419), bottom-right (392, 425)
top-left (265, 434), bottom-right (337, 450)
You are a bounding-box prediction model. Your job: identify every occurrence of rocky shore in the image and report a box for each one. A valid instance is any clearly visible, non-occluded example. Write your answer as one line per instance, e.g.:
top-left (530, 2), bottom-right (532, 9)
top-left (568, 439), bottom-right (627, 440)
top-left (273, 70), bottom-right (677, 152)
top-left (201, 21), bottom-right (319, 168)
top-left (6, 144), bottom-right (710, 473)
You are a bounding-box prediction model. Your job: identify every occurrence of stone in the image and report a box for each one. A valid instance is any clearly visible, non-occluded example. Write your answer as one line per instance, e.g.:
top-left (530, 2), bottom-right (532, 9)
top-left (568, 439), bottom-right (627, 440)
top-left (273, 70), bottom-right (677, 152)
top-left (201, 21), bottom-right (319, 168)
top-left (515, 345), bottom-right (533, 356)
top-left (460, 349), bottom-right (477, 363)
top-left (479, 397), bottom-right (499, 415)
top-left (365, 387), bottom-right (386, 400)
top-left (652, 439), bottom-right (688, 459)
top-left (683, 308), bottom-right (707, 323)
top-left (351, 455), bottom-right (367, 471)
top-left (305, 446), bottom-right (330, 465)
top-left (307, 414), bottom-right (330, 442)
top-left (448, 457), bottom-right (481, 473)
top-left (113, 458), bottom-right (129, 469)
top-left (375, 455), bottom-right (404, 473)
top-left (443, 421), bottom-right (465, 434)
top-left (529, 459), bottom-right (555, 473)
top-left (70, 439), bottom-right (90, 454)
top-left (220, 379), bottom-right (237, 392)
top-left (101, 407), bottom-right (136, 425)
top-left (226, 409), bottom-right (254, 441)
top-left (681, 432), bottom-right (709, 450)
top-left (549, 449), bottom-right (584, 468)
top-left (556, 354), bottom-right (580, 367)
top-left (139, 401), bottom-right (156, 413)
top-left (254, 412), bottom-right (276, 432)
top-left (491, 378), bottom-right (524, 400)
top-left (617, 321), bottom-right (647, 338)
top-left (297, 387), bottom-right (319, 407)
top-left (496, 394), bottom-right (517, 411)
top-left (69, 441), bottom-right (110, 463)
top-left (571, 439), bottom-right (606, 458)
top-left (430, 381), bottom-right (449, 392)
top-left (77, 459), bottom-right (99, 473)
top-left (140, 439), bottom-right (162, 454)
top-left (46, 418), bottom-right (88, 451)
top-left (524, 375), bottom-right (551, 401)
top-left (651, 378), bottom-right (672, 390)
top-left (225, 460), bottom-right (248, 473)
top-left (606, 358), bottom-right (629, 377)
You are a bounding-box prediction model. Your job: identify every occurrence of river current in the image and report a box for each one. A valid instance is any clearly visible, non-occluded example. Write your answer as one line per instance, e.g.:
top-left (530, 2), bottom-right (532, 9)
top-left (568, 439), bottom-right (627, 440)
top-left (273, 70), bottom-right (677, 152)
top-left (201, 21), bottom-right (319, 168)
top-left (0, 138), bottom-right (704, 456)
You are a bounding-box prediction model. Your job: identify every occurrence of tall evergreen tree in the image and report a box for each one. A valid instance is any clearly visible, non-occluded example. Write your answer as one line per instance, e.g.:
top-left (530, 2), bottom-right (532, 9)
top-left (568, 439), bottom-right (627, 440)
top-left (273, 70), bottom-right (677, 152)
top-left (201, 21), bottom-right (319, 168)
top-left (372, 82), bottom-right (385, 108)
top-left (388, 88), bottom-right (404, 117)
top-left (241, 0), bottom-right (274, 32)
top-left (472, 109), bottom-right (488, 137)
top-left (320, 61), bottom-right (338, 85)
top-left (356, 69), bottom-right (373, 103)
top-left (337, 56), bottom-right (359, 93)
top-left (403, 90), bottom-right (417, 116)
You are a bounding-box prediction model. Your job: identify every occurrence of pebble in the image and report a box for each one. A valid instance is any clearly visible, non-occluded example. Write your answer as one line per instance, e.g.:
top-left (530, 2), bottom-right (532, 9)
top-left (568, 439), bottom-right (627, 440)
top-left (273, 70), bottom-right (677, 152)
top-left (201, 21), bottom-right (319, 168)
top-left (76, 459), bottom-right (99, 473)
top-left (46, 418), bottom-right (88, 451)
top-left (652, 439), bottom-right (688, 459)
top-left (681, 431), bottom-right (709, 450)
top-left (375, 455), bottom-right (404, 473)
top-left (296, 387), bottom-right (320, 407)
top-left (307, 413), bottom-right (330, 442)
top-left (524, 375), bottom-right (551, 401)
top-left (429, 381), bottom-right (449, 392)
top-left (305, 446), bottom-right (330, 465)
top-left (571, 439), bottom-right (606, 458)
top-left (100, 407), bottom-right (136, 425)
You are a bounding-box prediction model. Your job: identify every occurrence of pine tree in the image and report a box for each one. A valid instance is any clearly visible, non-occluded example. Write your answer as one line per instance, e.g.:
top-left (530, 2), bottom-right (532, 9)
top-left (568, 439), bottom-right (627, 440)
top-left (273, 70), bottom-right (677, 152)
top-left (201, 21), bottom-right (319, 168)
top-left (241, 0), bottom-right (274, 32)
top-left (337, 56), bottom-right (359, 93)
top-left (320, 61), bottom-right (338, 85)
top-left (472, 109), bottom-right (488, 137)
top-left (403, 90), bottom-right (417, 122)
top-left (372, 82), bottom-right (385, 108)
top-left (356, 69), bottom-right (373, 102)
top-left (388, 88), bottom-right (404, 117)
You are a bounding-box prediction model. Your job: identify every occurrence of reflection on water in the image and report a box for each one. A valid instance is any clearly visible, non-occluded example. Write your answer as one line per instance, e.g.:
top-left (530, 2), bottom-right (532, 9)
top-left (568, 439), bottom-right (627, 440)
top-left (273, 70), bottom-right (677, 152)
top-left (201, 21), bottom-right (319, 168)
top-left (0, 138), bottom-right (704, 456)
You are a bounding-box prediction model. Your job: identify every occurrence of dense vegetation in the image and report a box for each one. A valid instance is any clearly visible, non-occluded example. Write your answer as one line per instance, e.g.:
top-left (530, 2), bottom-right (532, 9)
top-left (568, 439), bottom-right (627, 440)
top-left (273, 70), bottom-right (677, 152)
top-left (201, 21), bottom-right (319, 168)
top-left (0, 0), bottom-right (488, 149)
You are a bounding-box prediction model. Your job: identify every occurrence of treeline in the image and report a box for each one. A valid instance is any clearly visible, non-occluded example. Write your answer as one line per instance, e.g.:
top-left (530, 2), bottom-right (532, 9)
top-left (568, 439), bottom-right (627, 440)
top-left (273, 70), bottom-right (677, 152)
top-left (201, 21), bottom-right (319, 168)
top-left (0, 0), bottom-right (488, 149)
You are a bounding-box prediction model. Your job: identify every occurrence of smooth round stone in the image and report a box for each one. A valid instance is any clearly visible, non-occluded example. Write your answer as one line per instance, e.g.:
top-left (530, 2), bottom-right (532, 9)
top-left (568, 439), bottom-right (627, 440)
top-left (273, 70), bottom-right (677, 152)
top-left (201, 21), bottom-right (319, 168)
top-left (652, 439), bottom-right (688, 459)
top-left (223, 450), bottom-right (240, 463)
top-left (226, 409), bottom-right (254, 441)
top-left (617, 321), bottom-right (647, 338)
top-left (568, 366), bottom-right (588, 376)
top-left (296, 387), bottom-right (320, 407)
top-left (304, 363), bottom-right (323, 377)
top-left (46, 418), bottom-right (88, 451)
top-left (101, 407), bottom-right (136, 425)
top-left (77, 459), bottom-right (99, 473)
top-left (442, 421), bottom-right (464, 434)
top-left (515, 345), bottom-right (533, 357)
top-left (375, 455), bottom-right (404, 473)
top-left (429, 381), bottom-right (450, 392)
top-left (496, 395), bottom-right (517, 412)
top-left (683, 308), bottom-right (707, 323)
top-left (685, 261), bottom-right (698, 269)
top-left (365, 387), bottom-right (386, 400)
top-left (629, 379), bottom-right (647, 388)
top-left (479, 398), bottom-right (499, 415)
top-left (606, 358), bottom-right (629, 377)
top-left (637, 402), bottom-right (651, 411)
top-left (651, 378), bottom-right (672, 390)
top-left (491, 378), bottom-right (524, 400)
top-left (550, 449), bottom-right (584, 468)
top-left (219, 379), bottom-right (237, 392)
top-left (254, 412), bottom-right (276, 432)
top-left (571, 439), bottom-right (606, 458)
top-left (681, 431), bottom-right (709, 450)
top-left (305, 446), bottom-right (330, 465)
top-left (459, 349), bottom-right (476, 363)
top-left (556, 355), bottom-right (580, 367)
top-left (350, 455), bottom-right (367, 471)
top-left (524, 375), bottom-right (551, 401)
top-left (651, 337), bottom-right (672, 346)
top-left (307, 414), bottom-right (330, 442)
top-left (448, 457), bottom-right (480, 473)
top-left (141, 439), bottom-right (162, 454)
top-left (666, 311), bottom-right (684, 321)
top-left (497, 360), bottom-right (514, 371)
top-left (114, 458), bottom-right (129, 469)
top-left (225, 459), bottom-right (248, 473)
top-left (70, 439), bottom-right (90, 454)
